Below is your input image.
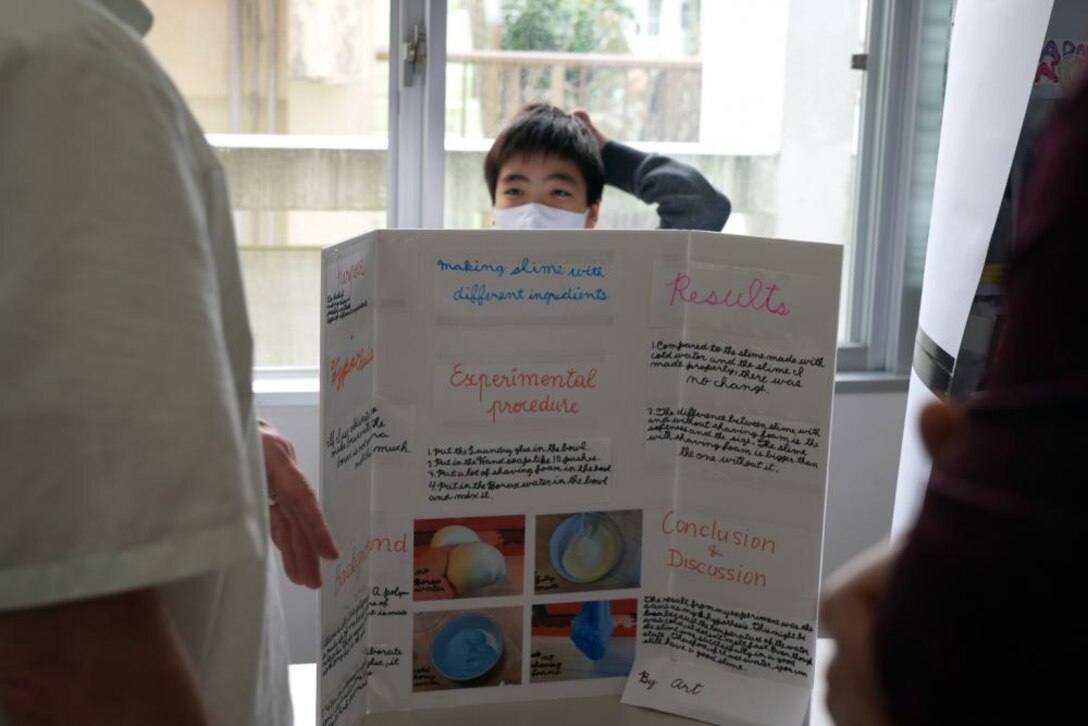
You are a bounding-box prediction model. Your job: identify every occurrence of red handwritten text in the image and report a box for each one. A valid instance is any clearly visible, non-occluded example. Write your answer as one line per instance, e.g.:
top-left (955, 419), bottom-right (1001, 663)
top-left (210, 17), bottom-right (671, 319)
top-left (335, 533), bottom-right (408, 597)
top-left (330, 347), bottom-right (375, 392)
top-left (485, 394), bottom-right (580, 423)
top-left (448, 364), bottom-right (598, 402)
top-left (337, 256), bottom-right (367, 292)
top-left (447, 364), bottom-right (599, 423)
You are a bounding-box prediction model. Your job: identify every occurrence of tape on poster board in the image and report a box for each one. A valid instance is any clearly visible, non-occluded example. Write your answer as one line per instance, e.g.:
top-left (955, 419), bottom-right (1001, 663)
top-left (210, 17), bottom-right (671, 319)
top-left (912, 327), bottom-right (956, 397)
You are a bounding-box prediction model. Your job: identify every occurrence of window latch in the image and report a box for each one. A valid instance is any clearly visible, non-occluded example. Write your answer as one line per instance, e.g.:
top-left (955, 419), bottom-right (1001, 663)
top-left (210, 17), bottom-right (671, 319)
top-left (851, 53), bottom-right (868, 71)
top-left (403, 22), bottom-right (427, 87)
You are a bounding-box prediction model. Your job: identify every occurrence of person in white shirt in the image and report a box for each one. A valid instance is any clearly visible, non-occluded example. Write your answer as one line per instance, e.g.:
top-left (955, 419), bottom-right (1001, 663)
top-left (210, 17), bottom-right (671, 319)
top-left (0, 1), bottom-right (338, 722)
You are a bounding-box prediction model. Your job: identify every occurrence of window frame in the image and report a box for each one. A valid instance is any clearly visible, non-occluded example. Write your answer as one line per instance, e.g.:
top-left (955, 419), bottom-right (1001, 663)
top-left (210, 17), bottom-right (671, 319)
top-left (851, 0), bottom-right (925, 377)
top-left (389, 0), bottom-right (447, 227)
top-left (845, 0), bottom-right (952, 384)
top-left (250, 0), bottom-right (951, 397)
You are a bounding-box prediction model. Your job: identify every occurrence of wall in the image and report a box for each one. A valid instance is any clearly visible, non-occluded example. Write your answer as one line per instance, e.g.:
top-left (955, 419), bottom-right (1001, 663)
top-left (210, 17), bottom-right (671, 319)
top-left (258, 388), bottom-right (907, 664)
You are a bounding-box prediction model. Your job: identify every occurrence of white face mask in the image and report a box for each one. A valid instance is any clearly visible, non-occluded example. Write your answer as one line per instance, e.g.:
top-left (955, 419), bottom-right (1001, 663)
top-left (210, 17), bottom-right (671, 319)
top-left (492, 203), bottom-right (589, 230)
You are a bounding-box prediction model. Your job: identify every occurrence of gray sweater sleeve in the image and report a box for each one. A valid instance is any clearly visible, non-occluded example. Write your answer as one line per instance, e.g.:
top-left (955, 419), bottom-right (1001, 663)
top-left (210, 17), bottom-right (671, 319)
top-left (601, 140), bottom-right (732, 231)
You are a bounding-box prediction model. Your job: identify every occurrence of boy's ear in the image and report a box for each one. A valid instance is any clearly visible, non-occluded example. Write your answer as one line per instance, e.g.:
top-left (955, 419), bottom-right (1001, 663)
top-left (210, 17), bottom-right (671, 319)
top-left (585, 201), bottom-right (601, 229)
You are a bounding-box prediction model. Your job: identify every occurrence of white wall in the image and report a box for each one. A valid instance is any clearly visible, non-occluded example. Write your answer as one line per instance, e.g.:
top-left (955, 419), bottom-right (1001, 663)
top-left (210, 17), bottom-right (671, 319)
top-left (258, 389), bottom-right (907, 664)
top-left (822, 391), bottom-right (906, 582)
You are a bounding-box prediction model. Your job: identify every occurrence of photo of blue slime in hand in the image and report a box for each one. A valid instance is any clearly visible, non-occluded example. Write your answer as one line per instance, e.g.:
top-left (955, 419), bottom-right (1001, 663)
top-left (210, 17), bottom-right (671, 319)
top-left (570, 600), bottom-right (613, 661)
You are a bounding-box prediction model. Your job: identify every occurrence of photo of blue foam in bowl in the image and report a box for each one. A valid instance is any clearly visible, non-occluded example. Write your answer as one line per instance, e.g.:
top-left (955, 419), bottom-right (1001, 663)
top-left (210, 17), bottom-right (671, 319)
top-left (549, 512), bottom-right (625, 584)
top-left (430, 613), bottom-right (505, 682)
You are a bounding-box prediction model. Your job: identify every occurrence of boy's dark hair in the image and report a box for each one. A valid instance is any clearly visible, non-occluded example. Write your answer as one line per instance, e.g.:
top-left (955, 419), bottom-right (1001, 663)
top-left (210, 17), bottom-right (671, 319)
top-left (484, 103), bottom-right (605, 206)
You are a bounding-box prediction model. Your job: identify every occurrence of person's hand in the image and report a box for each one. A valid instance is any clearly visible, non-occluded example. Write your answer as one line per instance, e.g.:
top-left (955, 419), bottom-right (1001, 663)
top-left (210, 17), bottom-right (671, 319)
top-left (917, 397), bottom-right (966, 466)
top-left (820, 399), bottom-right (965, 725)
top-left (259, 419), bottom-right (340, 588)
top-left (572, 109), bottom-right (609, 148)
top-left (820, 543), bottom-right (898, 726)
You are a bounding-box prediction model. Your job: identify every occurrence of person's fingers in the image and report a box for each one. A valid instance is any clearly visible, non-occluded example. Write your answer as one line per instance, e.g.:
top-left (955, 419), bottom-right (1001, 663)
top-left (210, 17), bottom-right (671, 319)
top-left (259, 422), bottom-right (337, 588)
top-left (264, 431), bottom-right (293, 464)
top-left (269, 501), bottom-right (289, 551)
top-left (571, 108), bottom-right (607, 146)
top-left (919, 398), bottom-right (966, 462)
top-left (823, 614), bottom-right (889, 726)
top-left (270, 505), bottom-right (300, 584)
top-left (823, 580), bottom-right (876, 647)
top-left (821, 555), bottom-right (895, 726)
top-left (259, 420), bottom-right (296, 462)
top-left (822, 543), bottom-right (896, 624)
top-left (262, 428), bottom-right (340, 560)
top-left (821, 580), bottom-right (860, 643)
top-left (824, 650), bottom-right (851, 725)
top-left (277, 461), bottom-right (340, 560)
top-left (288, 514), bottom-right (321, 588)
top-left (826, 652), bottom-right (893, 726)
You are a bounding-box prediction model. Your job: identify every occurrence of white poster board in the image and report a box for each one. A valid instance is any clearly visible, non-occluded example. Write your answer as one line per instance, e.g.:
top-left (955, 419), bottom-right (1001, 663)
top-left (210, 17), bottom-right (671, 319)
top-left (318, 230), bottom-right (841, 725)
top-left (891, 0), bottom-right (1056, 533)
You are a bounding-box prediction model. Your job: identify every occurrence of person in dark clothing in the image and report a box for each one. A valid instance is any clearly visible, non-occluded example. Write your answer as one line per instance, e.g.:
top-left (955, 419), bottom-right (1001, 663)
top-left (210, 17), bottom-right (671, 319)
top-left (484, 103), bottom-right (731, 232)
top-left (573, 109), bottom-right (732, 232)
top-left (819, 77), bottom-right (1088, 726)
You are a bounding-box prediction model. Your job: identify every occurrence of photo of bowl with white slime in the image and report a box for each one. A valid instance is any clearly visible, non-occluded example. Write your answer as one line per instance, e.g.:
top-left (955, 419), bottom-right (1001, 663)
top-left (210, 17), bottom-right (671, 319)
top-left (549, 512), bottom-right (624, 584)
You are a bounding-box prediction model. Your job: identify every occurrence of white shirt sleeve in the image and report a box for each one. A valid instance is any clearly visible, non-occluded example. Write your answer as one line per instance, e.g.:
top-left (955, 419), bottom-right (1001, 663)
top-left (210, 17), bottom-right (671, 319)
top-left (0, 15), bottom-right (267, 610)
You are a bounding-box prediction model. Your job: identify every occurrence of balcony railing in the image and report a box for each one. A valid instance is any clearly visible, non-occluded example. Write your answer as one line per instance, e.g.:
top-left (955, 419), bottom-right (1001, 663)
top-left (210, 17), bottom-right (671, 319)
top-left (210, 135), bottom-right (775, 235)
top-left (377, 48), bottom-right (703, 141)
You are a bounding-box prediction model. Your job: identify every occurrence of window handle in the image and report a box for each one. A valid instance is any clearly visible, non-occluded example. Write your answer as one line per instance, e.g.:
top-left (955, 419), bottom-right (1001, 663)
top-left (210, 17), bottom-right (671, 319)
top-left (403, 21), bottom-right (427, 87)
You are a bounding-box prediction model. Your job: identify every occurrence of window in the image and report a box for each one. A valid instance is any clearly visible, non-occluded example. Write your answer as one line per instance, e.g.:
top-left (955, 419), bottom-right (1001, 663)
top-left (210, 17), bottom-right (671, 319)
top-left (145, 0), bottom-right (925, 373)
top-left (442, 0), bottom-right (868, 346)
top-left (146, 0), bottom-right (390, 367)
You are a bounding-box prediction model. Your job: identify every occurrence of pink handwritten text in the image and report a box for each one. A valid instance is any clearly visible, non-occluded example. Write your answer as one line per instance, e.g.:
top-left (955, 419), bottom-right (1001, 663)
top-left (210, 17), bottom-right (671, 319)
top-left (668, 272), bottom-right (790, 317)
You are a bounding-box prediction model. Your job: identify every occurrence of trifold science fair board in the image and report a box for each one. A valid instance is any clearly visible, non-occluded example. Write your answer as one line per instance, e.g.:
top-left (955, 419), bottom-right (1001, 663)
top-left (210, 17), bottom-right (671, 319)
top-left (318, 230), bottom-right (841, 726)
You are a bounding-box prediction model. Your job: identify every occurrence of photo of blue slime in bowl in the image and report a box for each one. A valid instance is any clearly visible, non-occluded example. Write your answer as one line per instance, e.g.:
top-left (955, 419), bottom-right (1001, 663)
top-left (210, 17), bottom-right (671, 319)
top-left (430, 613), bottom-right (505, 682)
